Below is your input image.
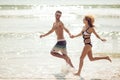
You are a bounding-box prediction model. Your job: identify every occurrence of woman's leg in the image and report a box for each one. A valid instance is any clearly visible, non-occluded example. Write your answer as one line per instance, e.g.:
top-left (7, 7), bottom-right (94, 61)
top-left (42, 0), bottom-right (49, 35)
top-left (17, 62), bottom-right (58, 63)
top-left (75, 45), bottom-right (90, 76)
top-left (87, 49), bottom-right (112, 62)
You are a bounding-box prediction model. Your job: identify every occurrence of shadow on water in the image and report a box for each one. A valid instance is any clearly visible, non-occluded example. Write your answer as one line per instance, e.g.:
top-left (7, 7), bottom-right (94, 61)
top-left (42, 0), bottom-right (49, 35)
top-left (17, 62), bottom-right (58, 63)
top-left (53, 73), bottom-right (85, 80)
top-left (91, 79), bottom-right (103, 80)
top-left (53, 73), bottom-right (66, 80)
top-left (53, 74), bottom-right (106, 80)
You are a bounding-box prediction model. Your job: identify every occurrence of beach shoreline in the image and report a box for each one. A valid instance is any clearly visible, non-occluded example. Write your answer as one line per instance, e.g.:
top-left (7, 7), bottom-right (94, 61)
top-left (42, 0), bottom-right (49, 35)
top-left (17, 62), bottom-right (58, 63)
top-left (0, 54), bottom-right (120, 80)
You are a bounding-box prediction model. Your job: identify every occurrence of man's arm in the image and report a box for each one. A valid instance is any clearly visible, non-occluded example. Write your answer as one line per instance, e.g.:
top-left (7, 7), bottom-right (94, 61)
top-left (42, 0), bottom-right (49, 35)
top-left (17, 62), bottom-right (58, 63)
top-left (62, 23), bottom-right (71, 36)
top-left (40, 25), bottom-right (55, 38)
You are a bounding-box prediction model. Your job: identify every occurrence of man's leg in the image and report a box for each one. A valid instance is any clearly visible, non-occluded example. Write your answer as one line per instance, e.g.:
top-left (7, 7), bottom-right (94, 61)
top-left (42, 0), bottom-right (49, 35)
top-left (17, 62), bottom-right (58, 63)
top-left (51, 51), bottom-right (65, 59)
top-left (51, 51), bottom-right (74, 67)
top-left (63, 54), bottom-right (74, 67)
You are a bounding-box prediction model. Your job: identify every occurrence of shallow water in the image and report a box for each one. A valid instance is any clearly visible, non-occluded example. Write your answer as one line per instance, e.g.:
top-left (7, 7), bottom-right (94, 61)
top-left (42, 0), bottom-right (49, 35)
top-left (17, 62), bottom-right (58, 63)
top-left (0, 4), bottom-right (120, 80)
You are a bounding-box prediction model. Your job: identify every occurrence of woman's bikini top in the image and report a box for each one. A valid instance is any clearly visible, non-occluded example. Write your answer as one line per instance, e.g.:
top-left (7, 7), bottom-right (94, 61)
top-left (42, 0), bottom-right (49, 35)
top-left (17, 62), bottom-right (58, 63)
top-left (82, 27), bottom-right (92, 46)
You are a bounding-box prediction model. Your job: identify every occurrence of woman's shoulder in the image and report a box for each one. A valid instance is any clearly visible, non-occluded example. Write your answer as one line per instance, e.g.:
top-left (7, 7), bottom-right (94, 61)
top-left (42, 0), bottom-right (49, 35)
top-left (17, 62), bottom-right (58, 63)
top-left (91, 27), bottom-right (96, 32)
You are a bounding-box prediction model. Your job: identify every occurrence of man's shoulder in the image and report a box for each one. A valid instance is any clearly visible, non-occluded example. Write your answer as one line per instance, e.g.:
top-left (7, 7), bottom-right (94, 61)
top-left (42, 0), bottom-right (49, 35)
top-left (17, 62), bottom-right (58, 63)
top-left (59, 21), bottom-right (64, 26)
top-left (60, 21), bottom-right (63, 23)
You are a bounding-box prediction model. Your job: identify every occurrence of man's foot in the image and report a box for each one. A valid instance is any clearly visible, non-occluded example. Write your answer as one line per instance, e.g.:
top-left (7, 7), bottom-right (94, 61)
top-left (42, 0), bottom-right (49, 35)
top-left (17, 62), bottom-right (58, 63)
top-left (70, 67), bottom-right (77, 73)
top-left (66, 64), bottom-right (77, 73)
top-left (107, 56), bottom-right (112, 62)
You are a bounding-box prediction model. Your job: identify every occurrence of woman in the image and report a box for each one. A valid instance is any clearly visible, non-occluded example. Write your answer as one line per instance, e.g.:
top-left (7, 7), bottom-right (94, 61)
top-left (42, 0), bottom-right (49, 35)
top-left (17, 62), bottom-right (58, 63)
top-left (71, 15), bottom-right (111, 76)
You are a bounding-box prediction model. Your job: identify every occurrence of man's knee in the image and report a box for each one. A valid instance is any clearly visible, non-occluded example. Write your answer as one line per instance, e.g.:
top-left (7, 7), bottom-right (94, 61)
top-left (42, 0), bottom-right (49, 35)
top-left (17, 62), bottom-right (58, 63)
top-left (63, 54), bottom-right (69, 58)
top-left (62, 54), bottom-right (70, 60)
top-left (50, 51), bottom-right (57, 56)
top-left (50, 51), bottom-right (54, 55)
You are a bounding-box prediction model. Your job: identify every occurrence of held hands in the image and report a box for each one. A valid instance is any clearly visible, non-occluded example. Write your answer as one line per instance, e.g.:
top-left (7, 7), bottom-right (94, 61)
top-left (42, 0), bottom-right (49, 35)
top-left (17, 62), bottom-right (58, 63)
top-left (68, 33), bottom-right (75, 38)
top-left (70, 35), bottom-right (75, 38)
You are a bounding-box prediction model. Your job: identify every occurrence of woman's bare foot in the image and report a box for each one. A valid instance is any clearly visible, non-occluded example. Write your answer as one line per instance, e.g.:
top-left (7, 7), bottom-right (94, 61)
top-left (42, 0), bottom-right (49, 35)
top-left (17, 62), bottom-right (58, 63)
top-left (107, 56), bottom-right (112, 62)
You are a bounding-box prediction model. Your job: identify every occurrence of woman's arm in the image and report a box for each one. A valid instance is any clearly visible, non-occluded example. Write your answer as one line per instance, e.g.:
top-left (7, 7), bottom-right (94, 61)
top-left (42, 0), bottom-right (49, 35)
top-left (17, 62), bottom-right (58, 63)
top-left (92, 28), bottom-right (106, 41)
top-left (70, 26), bottom-right (84, 38)
top-left (71, 31), bottom-right (82, 38)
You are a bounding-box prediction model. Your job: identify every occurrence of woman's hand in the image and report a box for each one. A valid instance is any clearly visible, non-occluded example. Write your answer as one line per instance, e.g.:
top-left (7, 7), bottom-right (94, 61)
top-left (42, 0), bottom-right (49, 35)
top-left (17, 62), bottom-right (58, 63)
top-left (40, 35), bottom-right (44, 38)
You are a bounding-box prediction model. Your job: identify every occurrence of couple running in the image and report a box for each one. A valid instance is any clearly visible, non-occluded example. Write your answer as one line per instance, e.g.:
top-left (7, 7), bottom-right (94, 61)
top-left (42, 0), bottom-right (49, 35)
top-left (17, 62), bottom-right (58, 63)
top-left (40, 10), bottom-right (111, 76)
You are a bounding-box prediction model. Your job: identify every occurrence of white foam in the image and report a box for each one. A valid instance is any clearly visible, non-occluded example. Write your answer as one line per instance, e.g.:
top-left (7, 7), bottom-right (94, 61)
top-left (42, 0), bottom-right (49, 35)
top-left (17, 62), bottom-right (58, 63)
top-left (65, 73), bottom-right (85, 80)
top-left (61, 65), bottom-right (69, 74)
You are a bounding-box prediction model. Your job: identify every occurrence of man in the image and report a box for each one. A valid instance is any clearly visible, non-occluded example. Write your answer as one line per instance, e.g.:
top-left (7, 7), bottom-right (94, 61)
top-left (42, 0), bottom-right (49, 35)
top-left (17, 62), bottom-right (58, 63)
top-left (40, 10), bottom-right (74, 67)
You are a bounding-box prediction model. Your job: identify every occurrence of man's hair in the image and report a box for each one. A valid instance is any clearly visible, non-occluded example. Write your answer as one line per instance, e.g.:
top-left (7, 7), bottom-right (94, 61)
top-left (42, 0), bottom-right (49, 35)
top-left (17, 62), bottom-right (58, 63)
top-left (56, 10), bottom-right (62, 14)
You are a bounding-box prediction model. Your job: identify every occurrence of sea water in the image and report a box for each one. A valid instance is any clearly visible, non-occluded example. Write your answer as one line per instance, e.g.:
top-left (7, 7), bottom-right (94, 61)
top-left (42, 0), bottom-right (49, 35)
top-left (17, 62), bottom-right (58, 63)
top-left (0, 5), bottom-right (120, 79)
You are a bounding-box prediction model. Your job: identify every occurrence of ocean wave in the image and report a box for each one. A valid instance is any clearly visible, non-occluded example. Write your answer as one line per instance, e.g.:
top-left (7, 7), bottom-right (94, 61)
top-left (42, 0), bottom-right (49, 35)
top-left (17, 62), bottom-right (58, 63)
top-left (0, 14), bottom-right (120, 19)
top-left (99, 31), bottom-right (120, 37)
top-left (0, 5), bottom-right (33, 10)
top-left (0, 31), bottom-right (119, 39)
top-left (0, 32), bottom-right (44, 39)
top-left (0, 5), bottom-right (120, 18)
top-left (0, 15), bottom-right (39, 18)
top-left (0, 5), bottom-right (120, 10)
